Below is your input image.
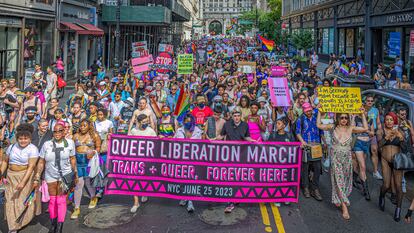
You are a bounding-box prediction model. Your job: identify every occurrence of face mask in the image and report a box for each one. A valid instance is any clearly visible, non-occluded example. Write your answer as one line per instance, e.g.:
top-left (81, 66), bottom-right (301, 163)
top-left (162, 112), bottom-right (170, 117)
top-left (198, 103), bottom-right (205, 108)
top-left (184, 122), bottom-right (193, 130)
top-left (141, 123), bottom-right (149, 129)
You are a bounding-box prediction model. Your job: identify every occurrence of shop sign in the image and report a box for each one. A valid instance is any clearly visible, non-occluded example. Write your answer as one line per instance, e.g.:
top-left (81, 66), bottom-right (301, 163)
top-left (386, 13), bottom-right (413, 24)
top-left (409, 30), bottom-right (414, 57)
top-left (337, 16), bottom-right (364, 26)
top-left (0, 16), bottom-right (22, 27)
top-left (61, 3), bottom-right (94, 24)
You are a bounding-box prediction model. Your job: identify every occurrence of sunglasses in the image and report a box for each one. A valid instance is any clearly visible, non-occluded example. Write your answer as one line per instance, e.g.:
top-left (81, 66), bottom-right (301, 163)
top-left (340, 116), bottom-right (349, 120)
top-left (366, 100), bottom-right (374, 103)
top-left (53, 129), bottom-right (65, 133)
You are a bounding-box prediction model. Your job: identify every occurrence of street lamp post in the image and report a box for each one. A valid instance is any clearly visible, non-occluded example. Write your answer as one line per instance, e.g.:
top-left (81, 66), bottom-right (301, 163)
top-left (114, 0), bottom-right (121, 72)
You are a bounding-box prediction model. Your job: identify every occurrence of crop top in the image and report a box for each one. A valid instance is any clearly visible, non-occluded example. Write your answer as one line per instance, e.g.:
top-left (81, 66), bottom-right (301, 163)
top-left (74, 138), bottom-right (95, 147)
top-left (6, 143), bottom-right (39, 166)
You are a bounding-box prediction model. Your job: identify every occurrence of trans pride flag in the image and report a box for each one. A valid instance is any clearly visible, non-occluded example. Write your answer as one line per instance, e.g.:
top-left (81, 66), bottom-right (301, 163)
top-left (257, 34), bottom-right (275, 52)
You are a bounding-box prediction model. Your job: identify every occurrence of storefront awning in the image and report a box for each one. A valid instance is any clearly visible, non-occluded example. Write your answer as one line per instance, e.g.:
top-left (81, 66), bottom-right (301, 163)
top-left (60, 22), bottom-right (104, 36)
top-left (78, 24), bottom-right (104, 36)
top-left (60, 22), bottom-right (87, 33)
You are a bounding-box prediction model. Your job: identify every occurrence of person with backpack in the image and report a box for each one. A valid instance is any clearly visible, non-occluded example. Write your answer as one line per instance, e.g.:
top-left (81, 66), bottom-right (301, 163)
top-left (36, 123), bottom-right (77, 233)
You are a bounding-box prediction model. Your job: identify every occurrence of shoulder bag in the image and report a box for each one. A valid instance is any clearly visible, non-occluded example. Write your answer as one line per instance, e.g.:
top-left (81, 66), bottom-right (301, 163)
top-left (393, 152), bottom-right (414, 171)
top-left (53, 140), bottom-right (75, 192)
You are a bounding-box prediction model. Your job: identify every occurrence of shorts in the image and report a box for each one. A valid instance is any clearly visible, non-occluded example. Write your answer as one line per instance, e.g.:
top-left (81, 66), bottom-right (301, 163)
top-left (353, 139), bottom-right (370, 155)
top-left (76, 153), bottom-right (89, 177)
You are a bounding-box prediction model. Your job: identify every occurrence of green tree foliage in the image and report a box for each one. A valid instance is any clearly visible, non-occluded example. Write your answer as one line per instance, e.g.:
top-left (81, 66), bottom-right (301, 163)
top-left (238, 0), bottom-right (289, 47)
top-left (291, 30), bottom-right (314, 51)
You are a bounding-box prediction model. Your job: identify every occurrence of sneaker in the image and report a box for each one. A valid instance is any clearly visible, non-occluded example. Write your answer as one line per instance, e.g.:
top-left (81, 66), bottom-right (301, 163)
top-left (88, 197), bottom-right (98, 209)
top-left (373, 171), bottom-right (383, 180)
top-left (141, 196), bottom-right (148, 203)
top-left (274, 203), bottom-right (281, 207)
top-left (130, 205), bottom-right (139, 213)
top-left (70, 208), bottom-right (80, 219)
top-left (402, 176), bottom-right (407, 193)
top-left (224, 203), bottom-right (235, 213)
top-left (179, 200), bottom-right (187, 206)
top-left (187, 201), bottom-right (195, 213)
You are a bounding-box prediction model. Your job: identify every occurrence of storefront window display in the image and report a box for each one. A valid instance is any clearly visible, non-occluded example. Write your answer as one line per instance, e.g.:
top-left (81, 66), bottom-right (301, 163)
top-left (346, 28), bottom-right (354, 58)
top-left (339, 29), bottom-right (345, 56)
top-left (356, 27), bottom-right (365, 59)
top-left (24, 20), bottom-right (54, 70)
top-left (317, 28), bottom-right (334, 55)
top-left (383, 28), bottom-right (402, 65)
top-left (0, 27), bottom-right (19, 79)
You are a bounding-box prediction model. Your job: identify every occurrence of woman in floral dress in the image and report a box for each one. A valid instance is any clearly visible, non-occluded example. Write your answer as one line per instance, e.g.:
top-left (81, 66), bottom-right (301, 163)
top-left (317, 110), bottom-right (368, 220)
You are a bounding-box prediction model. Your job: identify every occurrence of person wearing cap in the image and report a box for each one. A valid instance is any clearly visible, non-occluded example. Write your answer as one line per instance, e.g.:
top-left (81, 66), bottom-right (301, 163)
top-left (20, 106), bottom-right (39, 130)
top-left (19, 87), bottom-right (42, 123)
top-left (191, 95), bottom-right (213, 127)
top-left (108, 91), bottom-right (125, 131)
top-left (295, 102), bottom-right (324, 201)
top-left (96, 81), bottom-right (110, 108)
top-left (117, 97), bottom-right (135, 134)
top-left (219, 106), bottom-right (255, 213)
top-left (257, 79), bottom-right (270, 98)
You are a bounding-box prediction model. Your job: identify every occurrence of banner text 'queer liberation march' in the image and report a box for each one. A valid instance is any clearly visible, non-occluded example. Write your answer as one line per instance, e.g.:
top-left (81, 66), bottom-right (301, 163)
top-left (105, 135), bottom-right (302, 203)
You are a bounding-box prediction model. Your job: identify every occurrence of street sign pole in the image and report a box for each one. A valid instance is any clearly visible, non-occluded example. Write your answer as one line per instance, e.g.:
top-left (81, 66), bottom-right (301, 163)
top-left (114, 0), bottom-right (121, 73)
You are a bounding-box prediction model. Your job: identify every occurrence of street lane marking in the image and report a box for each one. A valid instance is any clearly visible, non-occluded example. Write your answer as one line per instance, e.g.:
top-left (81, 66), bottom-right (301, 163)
top-left (259, 203), bottom-right (273, 232)
top-left (270, 203), bottom-right (286, 233)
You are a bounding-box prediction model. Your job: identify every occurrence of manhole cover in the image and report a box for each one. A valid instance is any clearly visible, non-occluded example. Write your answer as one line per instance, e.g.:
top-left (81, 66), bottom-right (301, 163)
top-left (199, 207), bottom-right (247, 226)
top-left (84, 204), bottom-right (136, 229)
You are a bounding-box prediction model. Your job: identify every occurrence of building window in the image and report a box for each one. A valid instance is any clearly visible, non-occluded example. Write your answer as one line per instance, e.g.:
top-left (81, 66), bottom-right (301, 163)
top-left (317, 28), bottom-right (334, 55)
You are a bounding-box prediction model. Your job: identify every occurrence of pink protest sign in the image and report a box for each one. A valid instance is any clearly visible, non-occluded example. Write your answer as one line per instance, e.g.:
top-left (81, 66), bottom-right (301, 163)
top-left (271, 66), bottom-right (287, 77)
top-left (268, 77), bottom-right (291, 107)
top-left (132, 55), bottom-right (153, 74)
top-left (105, 135), bottom-right (302, 203)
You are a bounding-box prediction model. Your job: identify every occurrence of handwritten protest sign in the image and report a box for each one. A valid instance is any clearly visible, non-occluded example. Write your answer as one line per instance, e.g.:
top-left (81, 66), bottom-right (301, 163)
top-left (268, 78), bottom-right (291, 107)
top-left (238, 61), bottom-right (256, 74)
top-left (131, 41), bottom-right (148, 58)
top-left (106, 135), bottom-right (302, 203)
top-left (131, 55), bottom-right (153, 74)
top-left (271, 66), bottom-right (287, 77)
top-left (318, 87), bottom-right (362, 113)
top-left (159, 43), bottom-right (174, 53)
top-left (177, 54), bottom-right (193, 74)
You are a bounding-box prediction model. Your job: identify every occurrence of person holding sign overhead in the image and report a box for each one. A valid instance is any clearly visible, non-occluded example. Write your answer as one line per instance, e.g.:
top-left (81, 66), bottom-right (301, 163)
top-left (316, 108), bottom-right (368, 220)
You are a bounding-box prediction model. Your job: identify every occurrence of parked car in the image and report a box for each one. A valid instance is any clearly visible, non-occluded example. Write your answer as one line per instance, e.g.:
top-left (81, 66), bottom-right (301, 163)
top-left (362, 89), bottom-right (414, 124)
top-left (326, 73), bottom-right (376, 91)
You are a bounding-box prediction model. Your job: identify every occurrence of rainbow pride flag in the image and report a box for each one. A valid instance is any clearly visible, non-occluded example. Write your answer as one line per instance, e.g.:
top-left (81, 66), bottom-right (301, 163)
top-left (257, 34), bottom-right (275, 52)
top-left (173, 84), bottom-right (190, 123)
top-left (340, 63), bottom-right (349, 76)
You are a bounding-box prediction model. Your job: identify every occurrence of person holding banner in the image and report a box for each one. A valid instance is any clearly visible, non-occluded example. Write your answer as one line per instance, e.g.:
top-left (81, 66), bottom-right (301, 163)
top-left (316, 109), bottom-right (368, 220)
top-left (129, 114), bottom-right (156, 213)
top-left (174, 114), bottom-right (204, 212)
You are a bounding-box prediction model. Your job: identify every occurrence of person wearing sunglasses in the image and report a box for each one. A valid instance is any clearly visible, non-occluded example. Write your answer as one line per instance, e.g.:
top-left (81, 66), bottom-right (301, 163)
top-left (36, 123), bottom-right (77, 233)
top-left (317, 110), bottom-right (368, 220)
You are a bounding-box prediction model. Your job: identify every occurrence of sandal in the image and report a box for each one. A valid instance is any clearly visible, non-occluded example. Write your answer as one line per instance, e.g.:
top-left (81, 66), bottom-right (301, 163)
top-left (405, 209), bottom-right (413, 223)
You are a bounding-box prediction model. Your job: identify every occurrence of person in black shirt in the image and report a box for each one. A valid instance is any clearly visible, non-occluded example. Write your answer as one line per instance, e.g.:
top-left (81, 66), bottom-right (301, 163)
top-left (269, 117), bottom-right (294, 142)
top-left (118, 97), bottom-right (135, 134)
top-left (32, 118), bottom-right (53, 149)
top-left (219, 107), bottom-right (255, 213)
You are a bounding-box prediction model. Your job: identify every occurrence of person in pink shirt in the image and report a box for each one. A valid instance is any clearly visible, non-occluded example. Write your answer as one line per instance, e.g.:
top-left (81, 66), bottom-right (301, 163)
top-left (191, 96), bottom-right (213, 127)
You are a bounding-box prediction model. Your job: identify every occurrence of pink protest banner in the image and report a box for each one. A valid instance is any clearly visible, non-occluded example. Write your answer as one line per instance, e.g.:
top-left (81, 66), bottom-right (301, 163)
top-left (268, 77), bottom-right (291, 107)
top-left (271, 66), bottom-right (287, 77)
top-left (132, 55), bottom-right (153, 74)
top-left (105, 134), bottom-right (302, 203)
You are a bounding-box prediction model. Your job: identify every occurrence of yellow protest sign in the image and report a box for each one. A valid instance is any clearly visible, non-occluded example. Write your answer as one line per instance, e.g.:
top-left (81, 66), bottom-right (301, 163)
top-left (317, 87), bottom-right (362, 113)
